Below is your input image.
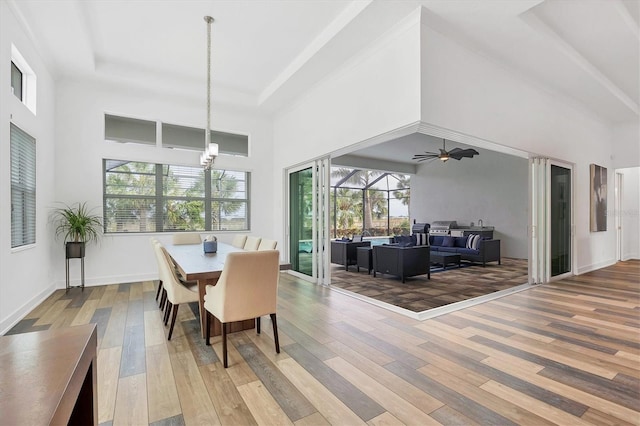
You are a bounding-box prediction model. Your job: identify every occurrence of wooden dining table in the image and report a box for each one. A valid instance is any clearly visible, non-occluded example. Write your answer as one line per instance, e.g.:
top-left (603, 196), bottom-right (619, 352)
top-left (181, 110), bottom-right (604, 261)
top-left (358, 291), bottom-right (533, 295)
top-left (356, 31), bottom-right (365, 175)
top-left (164, 241), bottom-right (290, 338)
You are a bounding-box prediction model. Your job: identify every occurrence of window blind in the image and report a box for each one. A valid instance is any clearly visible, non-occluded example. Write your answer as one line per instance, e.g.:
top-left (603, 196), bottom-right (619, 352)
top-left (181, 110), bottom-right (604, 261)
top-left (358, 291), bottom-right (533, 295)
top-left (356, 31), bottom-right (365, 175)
top-left (105, 115), bottom-right (156, 145)
top-left (162, 122), bottom-right (249, 156)
top-left (104, 159), bottom-right (250, 233)
top-left (11, 123), bottom-right (36, 247)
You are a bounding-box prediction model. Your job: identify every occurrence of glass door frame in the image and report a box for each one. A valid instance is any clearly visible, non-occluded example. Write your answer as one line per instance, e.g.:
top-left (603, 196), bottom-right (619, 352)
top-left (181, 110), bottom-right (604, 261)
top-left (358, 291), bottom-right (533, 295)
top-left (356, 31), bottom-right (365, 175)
top-left (529, 157), bottom-right (575, 284)
top-left (284, 157), bottom-right (331, 285)
top-left (549, 161), bottom-right (575, 281)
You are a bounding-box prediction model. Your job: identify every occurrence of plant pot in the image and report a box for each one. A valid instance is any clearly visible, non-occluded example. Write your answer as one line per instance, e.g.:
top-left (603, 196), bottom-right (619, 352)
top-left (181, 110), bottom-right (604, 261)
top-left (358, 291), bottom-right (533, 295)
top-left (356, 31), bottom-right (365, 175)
top-left (66, 242), bottom-right (86, 259)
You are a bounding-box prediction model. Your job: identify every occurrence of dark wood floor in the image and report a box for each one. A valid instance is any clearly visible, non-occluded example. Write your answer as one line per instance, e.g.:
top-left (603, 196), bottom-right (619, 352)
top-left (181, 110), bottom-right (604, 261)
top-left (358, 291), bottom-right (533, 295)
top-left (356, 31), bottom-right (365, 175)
top-left (7, 259), bottom-right (640, 425)
top-left (330, 257), bottom-right (529, 312)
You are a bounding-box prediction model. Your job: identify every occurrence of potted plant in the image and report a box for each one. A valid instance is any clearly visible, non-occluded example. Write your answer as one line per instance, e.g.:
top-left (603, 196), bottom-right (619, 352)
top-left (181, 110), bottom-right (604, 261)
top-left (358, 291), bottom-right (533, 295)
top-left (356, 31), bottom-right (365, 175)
top-left (52, 202), bottom-right (103, 259)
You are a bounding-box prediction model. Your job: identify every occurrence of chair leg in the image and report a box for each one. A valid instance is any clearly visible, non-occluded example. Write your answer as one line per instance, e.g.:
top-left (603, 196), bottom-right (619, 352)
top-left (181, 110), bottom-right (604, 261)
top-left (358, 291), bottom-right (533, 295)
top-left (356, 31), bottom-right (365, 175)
top-left (168, 304), bottom-right (179, 341)
top-left (205, 310), bottom-right (211, 346)
top-left (160, 289), bottom-right (167, 310)
top-left (222, 322), bottom-right (228, 368)
top-left (270, 313), bottom-right (280, 354)
top-left (164, 302), bottom-right (172, 325)
top-left (155, 280), bottom-right (163, 301)
top-left (256, 316), bottom-right (261, 334)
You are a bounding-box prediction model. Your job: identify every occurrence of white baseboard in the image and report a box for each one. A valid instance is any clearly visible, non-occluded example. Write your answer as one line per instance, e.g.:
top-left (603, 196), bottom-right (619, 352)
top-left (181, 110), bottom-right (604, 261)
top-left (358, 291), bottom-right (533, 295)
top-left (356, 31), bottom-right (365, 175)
top-left (576, 258), bottom-right (617, 275)
top-left (53, 273), bottom-right (158, 289)
top-left (622, 253), bottom-right (639, 261)
top-left (0, 284), bottom-right (56, 335)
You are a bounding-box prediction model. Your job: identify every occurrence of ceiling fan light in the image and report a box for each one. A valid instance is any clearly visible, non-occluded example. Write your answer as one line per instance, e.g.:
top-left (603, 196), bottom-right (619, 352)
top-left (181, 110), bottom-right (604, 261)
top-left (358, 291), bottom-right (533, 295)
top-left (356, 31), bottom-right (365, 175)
top-left (440, 155), bottom-right (449, 162)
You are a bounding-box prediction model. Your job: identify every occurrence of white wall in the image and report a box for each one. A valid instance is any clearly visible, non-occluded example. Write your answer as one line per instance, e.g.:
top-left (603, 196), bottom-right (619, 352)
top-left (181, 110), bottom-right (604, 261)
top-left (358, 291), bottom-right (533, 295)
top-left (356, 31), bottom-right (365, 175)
top-left (411, 151), bottom-right (528, 259)
top-left (273, 14), bottom-right (422, 250)
top-left (613, 122), bottom-right (640, 170)
top-left (418, 22), bottom-right (619, 274)
top-left (1, 2), bottom-right (57, 333)
top-left (53, 78), bottom-right (275, 288)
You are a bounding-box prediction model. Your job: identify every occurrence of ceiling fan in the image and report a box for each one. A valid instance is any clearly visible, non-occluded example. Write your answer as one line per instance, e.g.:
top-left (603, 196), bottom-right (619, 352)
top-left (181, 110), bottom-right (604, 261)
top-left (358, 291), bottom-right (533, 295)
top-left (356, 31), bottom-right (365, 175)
top-left (412, 139), bottom-right (479, 163)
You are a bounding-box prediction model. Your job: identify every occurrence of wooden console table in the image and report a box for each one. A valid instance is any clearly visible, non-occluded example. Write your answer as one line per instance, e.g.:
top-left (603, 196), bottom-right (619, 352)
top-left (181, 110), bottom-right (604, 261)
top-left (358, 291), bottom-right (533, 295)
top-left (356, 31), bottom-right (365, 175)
top-left (0, 324), bottom-right (98, 425)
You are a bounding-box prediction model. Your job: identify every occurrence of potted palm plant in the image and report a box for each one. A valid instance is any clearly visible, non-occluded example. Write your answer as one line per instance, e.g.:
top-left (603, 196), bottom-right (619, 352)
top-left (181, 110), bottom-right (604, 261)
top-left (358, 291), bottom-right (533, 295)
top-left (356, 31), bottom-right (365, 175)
top-left (52, 202), bottom-right (103, 259)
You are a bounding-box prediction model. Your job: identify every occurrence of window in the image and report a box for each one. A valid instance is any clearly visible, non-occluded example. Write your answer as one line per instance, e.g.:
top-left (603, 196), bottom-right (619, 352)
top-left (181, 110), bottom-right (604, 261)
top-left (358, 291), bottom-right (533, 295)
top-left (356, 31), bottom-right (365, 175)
top-left (11, 45), bottom-right (37, 114)
top-left (103, 114), bottom-right (249, 156)
top-left (103, 159), bottom-right (250, 233)
top-left (104, 115), bottom-right (156, 146)
top-left (11, 123), bottom-right (36, 248)
top-left (162, 123), bottom-right (248, 156)
top-left (11, 61), bottom-right (23, 101)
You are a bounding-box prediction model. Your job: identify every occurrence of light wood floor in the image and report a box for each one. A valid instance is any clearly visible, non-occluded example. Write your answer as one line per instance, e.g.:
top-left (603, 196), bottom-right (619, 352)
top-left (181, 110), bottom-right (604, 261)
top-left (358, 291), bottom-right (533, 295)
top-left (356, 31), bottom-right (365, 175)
top-left (8, 259), bottom-right (640, 425)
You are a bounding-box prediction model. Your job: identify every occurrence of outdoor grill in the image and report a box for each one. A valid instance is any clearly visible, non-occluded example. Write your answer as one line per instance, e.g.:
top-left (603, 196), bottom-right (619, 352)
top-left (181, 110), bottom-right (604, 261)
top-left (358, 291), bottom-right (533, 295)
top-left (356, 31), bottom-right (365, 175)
top-left (411, 222), bottom-right (430, 234)
top-left (429, 220), bottom-right (458, 235)
top-left (411, 222), bottom-right (430, 246)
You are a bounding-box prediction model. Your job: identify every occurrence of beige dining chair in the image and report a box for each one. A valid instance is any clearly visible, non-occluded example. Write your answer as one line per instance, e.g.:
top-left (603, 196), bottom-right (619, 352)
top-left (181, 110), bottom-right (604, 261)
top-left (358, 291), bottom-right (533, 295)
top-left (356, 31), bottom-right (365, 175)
top-left (153, 242), bottom-right (199, 340)
top-left (172, 232), bottom-right (202, 245)
top-left (243, 236), bottom-right (261, 251)
top-left (204, 250), bottom-right (280, 368)
top-left (257, 238), bottom-right (277, 250)
top-left (150, 238), bottom-right (166, 307)
top-left (170, 232), bottom-right (202, 281)
top-left (231, 235), bottom-right (247, 249)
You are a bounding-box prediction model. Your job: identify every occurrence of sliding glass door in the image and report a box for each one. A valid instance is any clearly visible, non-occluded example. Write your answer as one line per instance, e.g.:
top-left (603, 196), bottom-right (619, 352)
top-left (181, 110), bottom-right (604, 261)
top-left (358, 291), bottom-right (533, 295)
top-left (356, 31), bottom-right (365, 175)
top-left (530, 158), bottom-right (574, 283)
top-left (550, 164), bottom-right (571, 277)
top-left (289, 167), bottom-right (313, 276)
top-left (287, 158), bottom-right (331, 283)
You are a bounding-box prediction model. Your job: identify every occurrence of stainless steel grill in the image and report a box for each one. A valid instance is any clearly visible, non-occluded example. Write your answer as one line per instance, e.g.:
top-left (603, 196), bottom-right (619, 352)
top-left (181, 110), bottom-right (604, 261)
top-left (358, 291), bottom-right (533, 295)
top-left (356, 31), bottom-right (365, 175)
top-left (429, 220), bottom-right (458, 235)
top-left (411, 223), bottom-right (430, 234)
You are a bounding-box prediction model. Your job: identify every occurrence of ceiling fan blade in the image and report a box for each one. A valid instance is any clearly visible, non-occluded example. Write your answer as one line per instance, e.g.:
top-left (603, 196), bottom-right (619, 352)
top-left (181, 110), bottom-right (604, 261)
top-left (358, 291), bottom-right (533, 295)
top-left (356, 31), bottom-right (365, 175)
top-left (412, 153), bottom-right (438, 161)
top-left (449, 148), bottom-right (479, 160)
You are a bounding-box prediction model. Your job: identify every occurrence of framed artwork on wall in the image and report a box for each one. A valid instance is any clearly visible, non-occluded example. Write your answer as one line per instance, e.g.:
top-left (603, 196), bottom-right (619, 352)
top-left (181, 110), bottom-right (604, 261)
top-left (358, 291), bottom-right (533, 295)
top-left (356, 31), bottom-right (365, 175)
top-left (590, 164), bottom-right (607, 232)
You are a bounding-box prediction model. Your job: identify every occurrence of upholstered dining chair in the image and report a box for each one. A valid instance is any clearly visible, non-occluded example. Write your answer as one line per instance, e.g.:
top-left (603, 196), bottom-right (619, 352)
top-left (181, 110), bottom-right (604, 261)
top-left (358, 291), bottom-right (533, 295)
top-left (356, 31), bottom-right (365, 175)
top-left (172, 232), bottom-right (202, 245)
top-left (204, 250), bottom-right (280, 367)
top-left (257, 238), bottom-right (277, 250)
top-left (231, 235), bottom-right (247, 249)
top-left (243, 236), bottom-right (261, 251)
top-left (150, 238), bottom-right (165, 306)
top-left (153, 242), bottom-right (199, 340)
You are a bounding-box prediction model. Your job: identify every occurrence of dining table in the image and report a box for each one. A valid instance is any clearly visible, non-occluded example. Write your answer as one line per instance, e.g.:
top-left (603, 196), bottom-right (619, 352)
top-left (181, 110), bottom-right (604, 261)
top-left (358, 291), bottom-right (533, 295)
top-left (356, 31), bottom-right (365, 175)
top-left (163, 241), bottom-right (289, 338)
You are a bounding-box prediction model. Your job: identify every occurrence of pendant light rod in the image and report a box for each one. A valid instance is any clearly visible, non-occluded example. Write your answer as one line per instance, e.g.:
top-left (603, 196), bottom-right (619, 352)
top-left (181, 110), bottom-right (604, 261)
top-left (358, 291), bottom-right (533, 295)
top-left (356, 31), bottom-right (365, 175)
top-left (201, 15), bottom-right (218, 169)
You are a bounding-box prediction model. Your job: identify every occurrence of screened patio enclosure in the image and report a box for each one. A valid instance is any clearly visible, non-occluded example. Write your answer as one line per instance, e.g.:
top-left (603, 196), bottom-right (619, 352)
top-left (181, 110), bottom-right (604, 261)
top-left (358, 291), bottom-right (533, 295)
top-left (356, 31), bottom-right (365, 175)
top-left (331, 167), bottom-right (410, 238)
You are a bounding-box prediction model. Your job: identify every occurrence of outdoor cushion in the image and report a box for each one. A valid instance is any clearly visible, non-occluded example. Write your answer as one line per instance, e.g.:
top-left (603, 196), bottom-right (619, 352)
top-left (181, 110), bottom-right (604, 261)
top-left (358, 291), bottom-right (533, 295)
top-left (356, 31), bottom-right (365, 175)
top-left (454, 236), bottom-right (468, 248)
top-left (442, 236), bottom-right (455, 247)
top-left (466, 234), bottom-right (481, 249)
top-left (438, 247), bottom-right (458, 253)
top-left (431, 236), bottom-right (445, 246)
top-left (456, 247), bottom-right (480, 255)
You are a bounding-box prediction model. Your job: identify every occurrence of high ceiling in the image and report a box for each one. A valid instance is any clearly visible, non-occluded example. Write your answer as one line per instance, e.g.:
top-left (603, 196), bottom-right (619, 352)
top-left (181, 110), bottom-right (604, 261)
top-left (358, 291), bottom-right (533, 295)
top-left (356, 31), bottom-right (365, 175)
top-left (8, 0), bottom-right (638, 125)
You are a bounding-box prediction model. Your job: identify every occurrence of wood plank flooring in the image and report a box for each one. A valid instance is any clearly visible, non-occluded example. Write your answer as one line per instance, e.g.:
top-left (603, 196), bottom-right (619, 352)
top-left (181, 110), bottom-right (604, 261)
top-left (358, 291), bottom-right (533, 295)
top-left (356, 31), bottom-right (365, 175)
top-left (6, 259), bottom-right (639, 426)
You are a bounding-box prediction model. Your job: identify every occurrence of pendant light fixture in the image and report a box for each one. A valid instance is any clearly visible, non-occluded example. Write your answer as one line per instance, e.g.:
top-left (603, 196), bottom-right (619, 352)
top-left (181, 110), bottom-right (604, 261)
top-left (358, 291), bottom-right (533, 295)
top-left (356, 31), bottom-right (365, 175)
top-left (200, 16), bottom-right (218, 169)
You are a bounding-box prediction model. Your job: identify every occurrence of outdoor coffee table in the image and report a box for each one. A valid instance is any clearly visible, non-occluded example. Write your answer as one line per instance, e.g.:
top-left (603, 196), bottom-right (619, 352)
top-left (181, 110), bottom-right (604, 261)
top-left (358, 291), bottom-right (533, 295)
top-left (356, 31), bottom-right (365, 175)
top-left (430, 252), bottom-right (461, 269)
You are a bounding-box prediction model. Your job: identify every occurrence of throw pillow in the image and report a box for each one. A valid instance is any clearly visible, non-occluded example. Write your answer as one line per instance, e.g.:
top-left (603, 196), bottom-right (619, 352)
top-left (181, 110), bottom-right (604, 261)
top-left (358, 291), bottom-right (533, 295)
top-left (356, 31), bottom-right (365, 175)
top-left (442, 236), bottom-right (455, 247)
top-left (466, 234), bottom-right (481, 250)
top-left (454, 236), bottom-right (468, 248)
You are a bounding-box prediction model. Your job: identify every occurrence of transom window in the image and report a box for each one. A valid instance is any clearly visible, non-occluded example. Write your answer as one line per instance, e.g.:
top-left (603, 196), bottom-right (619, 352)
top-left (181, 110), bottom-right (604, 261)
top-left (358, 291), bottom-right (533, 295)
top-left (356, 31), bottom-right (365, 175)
top-left (103, 160), bottom-right (250, 233)
top-left (104, 114), bottom-right (249, 156)
top-left (11, 61), bottom-right (23, 101)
